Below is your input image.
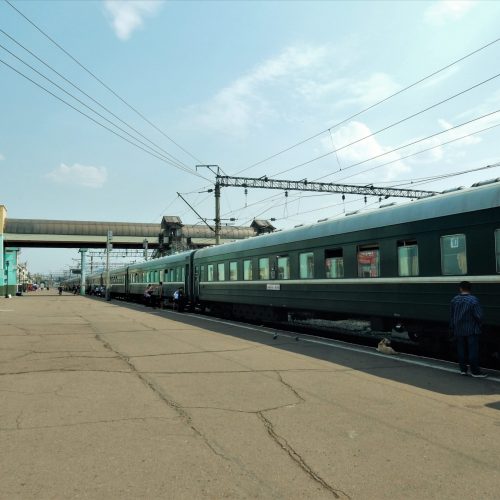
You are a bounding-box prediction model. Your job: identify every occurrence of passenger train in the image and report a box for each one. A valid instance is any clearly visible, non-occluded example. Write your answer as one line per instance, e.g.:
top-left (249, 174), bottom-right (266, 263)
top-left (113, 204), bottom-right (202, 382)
top-left (64, 179), bottom-right (500, 356)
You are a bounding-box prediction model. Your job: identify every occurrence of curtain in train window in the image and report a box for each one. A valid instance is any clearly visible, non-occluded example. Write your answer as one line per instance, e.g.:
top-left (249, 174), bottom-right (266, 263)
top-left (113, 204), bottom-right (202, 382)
top-left (259, 258), bottom-right (270, 280)
top-left (299, 252), bottom-right (314, 279)
top-left (207, 264), bottom-right (214, 282)
top-left (325, 249), bottom-right (344, 278)
top-left (441, 234), bottom-right (467, 275)
top-left (398, 241), bottom-right (419, 276)
top-left (243, 260), bottom-right (253, 280)
top-left (496, 230), bottom-right (500, 273)
top-left (277, 256), bottom-right (290, 279)
top-left (229, 261), bottom-right (238, 281)
top-left (357, 245), bottom-right (380, 278)
top-left (218, 263), bottom-right (225, 281)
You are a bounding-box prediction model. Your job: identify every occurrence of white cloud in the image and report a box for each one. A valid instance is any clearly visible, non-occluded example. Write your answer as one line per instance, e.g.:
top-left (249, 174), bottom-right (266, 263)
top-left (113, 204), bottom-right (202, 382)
top-left (424, 1), bottom-right (476, 25)
top-left (324, 121), bottom-right (410, 182)
top-left (104, 0), bottom-right (163, 40)
top-left (334, 73), bottom-right (401, 109)
top-left (46, 163), bottom-right (108, 188)
top-left (185, 44), bottom-right (332, 135)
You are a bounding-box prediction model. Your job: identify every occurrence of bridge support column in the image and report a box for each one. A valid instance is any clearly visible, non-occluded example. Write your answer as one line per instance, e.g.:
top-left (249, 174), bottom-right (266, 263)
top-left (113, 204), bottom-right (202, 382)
top-left (79, 249), bottom-right (87, 296)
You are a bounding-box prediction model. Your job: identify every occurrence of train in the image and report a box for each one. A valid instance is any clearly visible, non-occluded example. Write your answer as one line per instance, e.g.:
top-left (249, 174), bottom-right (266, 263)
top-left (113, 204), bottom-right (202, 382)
top-left (63, 178), bottom-right (500, 358)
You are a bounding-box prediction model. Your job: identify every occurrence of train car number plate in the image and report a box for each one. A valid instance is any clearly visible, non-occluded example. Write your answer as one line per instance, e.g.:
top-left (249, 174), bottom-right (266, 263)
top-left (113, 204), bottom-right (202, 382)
top-left (266, 284), bottom-right (281, 291)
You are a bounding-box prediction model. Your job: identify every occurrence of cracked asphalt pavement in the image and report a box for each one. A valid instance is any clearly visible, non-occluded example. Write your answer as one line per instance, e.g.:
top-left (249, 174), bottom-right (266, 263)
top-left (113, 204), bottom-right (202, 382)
top-left (1, 291), bottom-right (500, 499)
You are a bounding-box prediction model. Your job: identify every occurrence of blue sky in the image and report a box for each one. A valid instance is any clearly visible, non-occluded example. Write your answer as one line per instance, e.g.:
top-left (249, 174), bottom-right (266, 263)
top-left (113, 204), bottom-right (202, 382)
top-left (1, 0), bottom-right (500, 274)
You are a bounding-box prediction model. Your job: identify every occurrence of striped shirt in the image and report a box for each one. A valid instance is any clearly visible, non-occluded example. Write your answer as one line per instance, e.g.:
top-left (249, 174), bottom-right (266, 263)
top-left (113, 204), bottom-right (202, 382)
top-left (450, 293), bottom-right (482, 336)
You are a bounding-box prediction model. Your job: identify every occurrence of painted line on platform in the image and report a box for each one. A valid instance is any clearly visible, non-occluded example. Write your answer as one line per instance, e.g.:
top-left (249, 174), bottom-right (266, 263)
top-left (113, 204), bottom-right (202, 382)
top-left (170, 310), bottom-right (500, 383)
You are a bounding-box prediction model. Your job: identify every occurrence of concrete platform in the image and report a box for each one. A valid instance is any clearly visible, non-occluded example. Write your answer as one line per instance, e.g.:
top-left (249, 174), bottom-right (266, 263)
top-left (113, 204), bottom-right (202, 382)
top-left (1, 291), bottom-right (500, 499)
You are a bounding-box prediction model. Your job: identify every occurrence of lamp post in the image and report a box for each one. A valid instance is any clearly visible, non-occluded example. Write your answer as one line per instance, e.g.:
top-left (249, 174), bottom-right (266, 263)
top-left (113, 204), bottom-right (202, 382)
top-left (106, 230), bottom-right (112, 301)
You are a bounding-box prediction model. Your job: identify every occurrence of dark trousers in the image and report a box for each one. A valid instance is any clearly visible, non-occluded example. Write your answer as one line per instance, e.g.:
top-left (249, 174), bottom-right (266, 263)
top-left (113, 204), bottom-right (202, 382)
top-left (456, 335), bottom-right (480, 374)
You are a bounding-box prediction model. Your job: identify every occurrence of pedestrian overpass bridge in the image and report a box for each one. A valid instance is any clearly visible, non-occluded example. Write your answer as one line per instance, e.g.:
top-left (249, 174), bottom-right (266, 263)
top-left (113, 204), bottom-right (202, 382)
top-left (2, 217), bottom-right (160, 249)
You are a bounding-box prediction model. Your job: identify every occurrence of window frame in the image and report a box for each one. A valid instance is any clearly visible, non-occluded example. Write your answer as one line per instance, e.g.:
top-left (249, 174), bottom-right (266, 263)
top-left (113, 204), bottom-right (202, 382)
top-left (299, 252), bottom-right (315, 279)
top-left (229, 261), bottom-right (238, 281)
top-left (440, 234), bottom-right (467, 276)
top-left (243, 259), bottom-right (253, 281)
top-left (259, 257), bottom-right (270, 280)
top-left (325, 248), bottom-right (344, 279)
top-left (397, 240), bottom-right (419, 277)
top-left (277, 255), bottom-right (290, 280)
top-left (357, 244), bottom-right (380, 278)
top-left (217, 262), bottom-right (225, 281)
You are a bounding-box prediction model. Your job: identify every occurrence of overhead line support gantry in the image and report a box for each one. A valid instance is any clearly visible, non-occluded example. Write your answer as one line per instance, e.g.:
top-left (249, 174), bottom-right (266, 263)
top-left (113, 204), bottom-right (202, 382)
top-left (197, 170), bottom-right (439, 245)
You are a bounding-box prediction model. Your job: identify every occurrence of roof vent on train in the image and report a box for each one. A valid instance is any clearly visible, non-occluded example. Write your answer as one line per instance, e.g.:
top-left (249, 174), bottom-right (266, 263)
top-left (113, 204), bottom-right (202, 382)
top-left (471, 177), bottom-right (500, 188)
top-left (441, 186), bottom-right (465, 193)
top-left (345, 210), bottom-right (359, 216)
top-left (317, 218), bottom-right (328, 222)
top-left (294, 224), bottom-right (304, 228)
top-left (379, 202), bottom-right (396, 208)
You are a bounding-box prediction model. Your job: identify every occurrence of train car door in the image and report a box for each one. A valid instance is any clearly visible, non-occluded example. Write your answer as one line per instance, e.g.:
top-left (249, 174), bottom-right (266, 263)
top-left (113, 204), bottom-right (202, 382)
top-left (184, 264), bottom-right (190, 297)
top-left (125, 267), bottom-right (130, 297)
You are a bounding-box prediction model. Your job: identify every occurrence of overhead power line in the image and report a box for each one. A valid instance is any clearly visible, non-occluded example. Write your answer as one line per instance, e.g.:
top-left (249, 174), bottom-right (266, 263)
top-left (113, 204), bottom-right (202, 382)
top-left (271, 72), bottom-right (500, 178)
top-left (0, 56), bottom-right (210, 180)
top-left (0, 41), bottom-right (195, 174)
top-left (5, 0), bottom-right (203, 165)
top-left (317, 107), bottom-right (500, 181)
top-left (0, 28), bottom-right (195, 172)
top-left (238, 35), bottom-right (500, 175)
top-left (332, 120), bottom-right (500, 184)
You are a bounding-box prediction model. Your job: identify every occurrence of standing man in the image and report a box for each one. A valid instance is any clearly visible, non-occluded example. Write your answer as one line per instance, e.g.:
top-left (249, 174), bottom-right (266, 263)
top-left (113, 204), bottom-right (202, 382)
top-left (450, 281), bottom-right (487, 377)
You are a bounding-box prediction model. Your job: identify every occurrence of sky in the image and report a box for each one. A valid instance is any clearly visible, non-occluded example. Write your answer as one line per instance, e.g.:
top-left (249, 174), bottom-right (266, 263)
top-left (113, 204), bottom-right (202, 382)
top-left (1, 0), bottom-right (500, 274)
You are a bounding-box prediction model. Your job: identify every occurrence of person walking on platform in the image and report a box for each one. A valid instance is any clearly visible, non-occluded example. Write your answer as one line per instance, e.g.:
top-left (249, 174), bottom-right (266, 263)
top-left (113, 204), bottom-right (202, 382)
top-left (143, 284), bottom-right (155, 307)
top-left (450, 281), bottom-right (487, 378)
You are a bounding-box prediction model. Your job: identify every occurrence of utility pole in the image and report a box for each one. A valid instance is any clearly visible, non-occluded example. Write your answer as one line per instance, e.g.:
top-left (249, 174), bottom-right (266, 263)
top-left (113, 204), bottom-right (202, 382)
top-left (196, 165), bottom-right (222, 244)
top-left (106, 230), bottom-right (112, 301)
top-left (214, 179), bottom-right (221, 245)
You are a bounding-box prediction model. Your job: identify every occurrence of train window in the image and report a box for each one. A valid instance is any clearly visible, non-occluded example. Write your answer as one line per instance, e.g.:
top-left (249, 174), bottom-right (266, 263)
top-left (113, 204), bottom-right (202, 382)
top-left (207, 264), bottom-right (214, 282)
top-left (229, 262), bottom-right (238, 281)
top-left (277, 256), bottom-right (290, 279)
top-left (441, 234), bottom-right (467, 275)
top-left (259, 258), bottom-right (270, 280)
top-left (218, 263), bottom-right (225, 281)
top-left (325, 249), bottom-right (344, 278)
top-left (496, 230), bottom-right (500, 273)
top-left (398, 241), bottom-right (419, 276)
top-left (243, 260), bottom-right (253, 280)
top-left (200, 266), bottom-right (205, 282)
top-left (357, 245), bottom-right (380, 278)
top-left (181, 267), bottom-right (185, 281)
top-left (299, 252), bottom-right (314, 279)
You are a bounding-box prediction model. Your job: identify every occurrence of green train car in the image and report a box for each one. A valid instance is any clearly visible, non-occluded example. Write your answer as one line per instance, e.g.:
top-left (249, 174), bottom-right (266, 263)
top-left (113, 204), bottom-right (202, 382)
top-left (66, 179), bottom-right (500, 357)
top-left (193, 179), bottom-right (500, 351)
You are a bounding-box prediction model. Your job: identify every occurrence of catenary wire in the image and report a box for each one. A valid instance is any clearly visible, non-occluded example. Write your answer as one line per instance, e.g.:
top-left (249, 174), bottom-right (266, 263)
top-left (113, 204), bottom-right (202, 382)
top-left (0, 41), bottom-right (197, 173)
top-left (0, 28), bottom-right (196, 172)
top-left (220, 120), bottom-right (500, 221)
top-left (332, 121), bottom-right (500, 184)
top-left (270, 72), bottom-right (500, 178)
top-left (314, 107), bottom-right (500, 181)
top-left (4, 0), bottom-right (204, 165)
top-left (235, 35), bottom-right (500, 175)
top-left (0, 56), bottom-right (210, 180)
